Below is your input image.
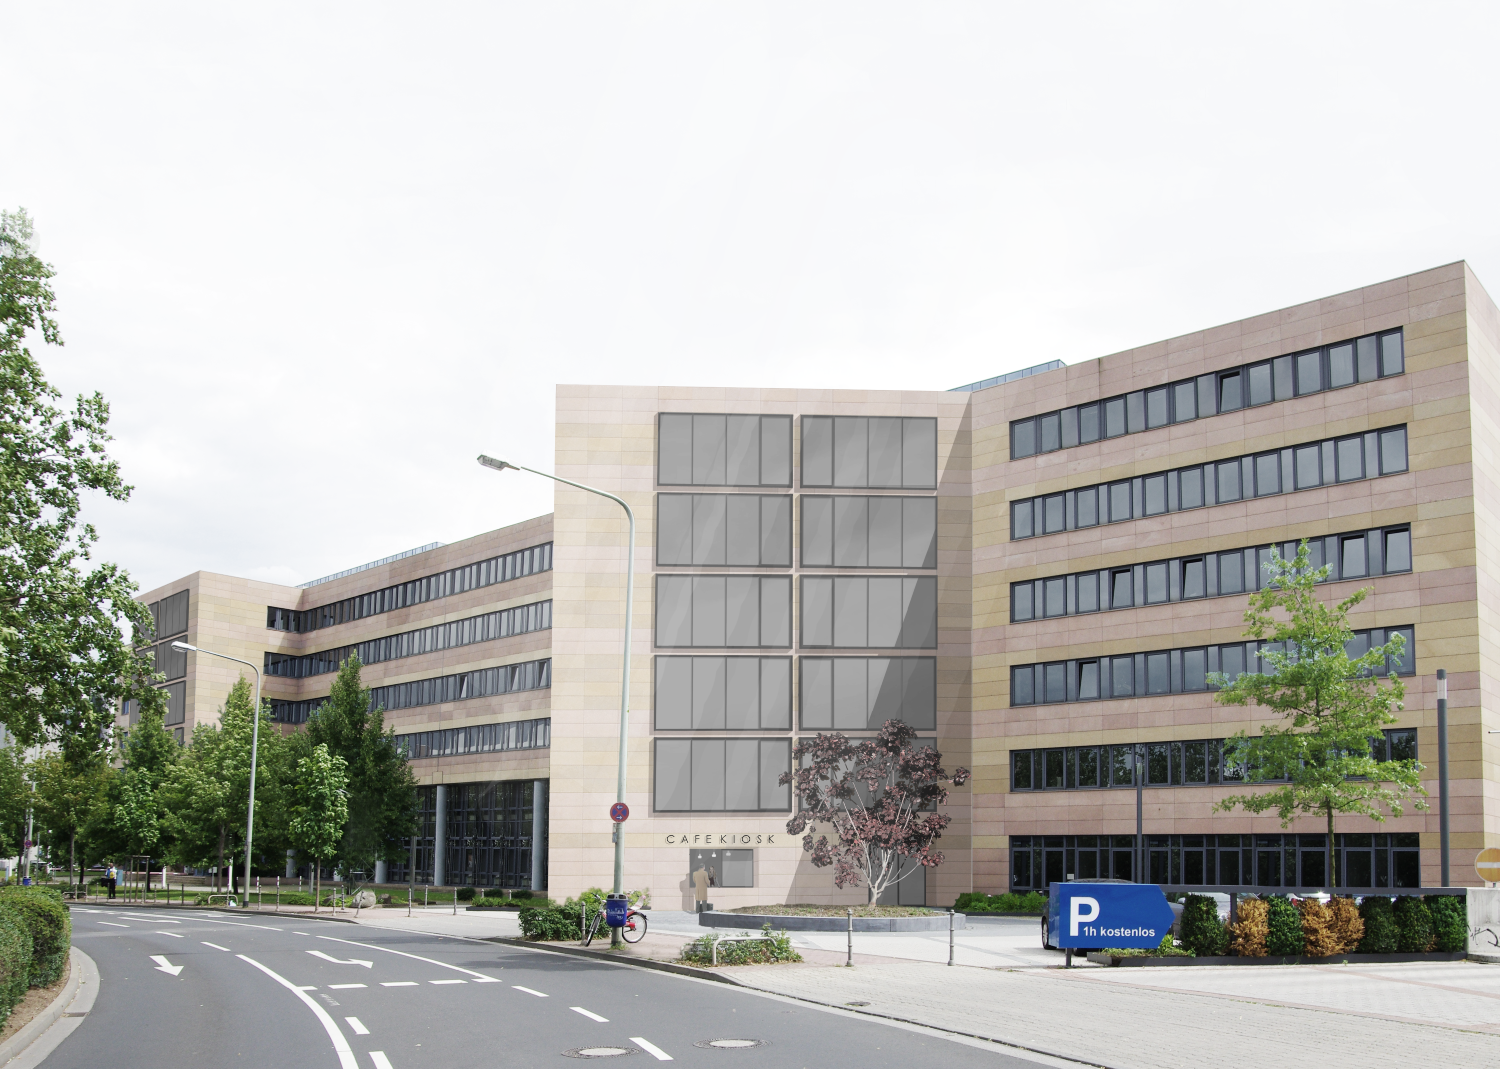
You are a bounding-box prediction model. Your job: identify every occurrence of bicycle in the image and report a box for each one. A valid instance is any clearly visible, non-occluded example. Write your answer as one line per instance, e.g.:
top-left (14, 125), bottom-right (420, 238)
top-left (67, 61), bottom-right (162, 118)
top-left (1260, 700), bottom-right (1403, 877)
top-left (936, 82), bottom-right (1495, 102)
top-left (580, 906), bottom-right (648, 946)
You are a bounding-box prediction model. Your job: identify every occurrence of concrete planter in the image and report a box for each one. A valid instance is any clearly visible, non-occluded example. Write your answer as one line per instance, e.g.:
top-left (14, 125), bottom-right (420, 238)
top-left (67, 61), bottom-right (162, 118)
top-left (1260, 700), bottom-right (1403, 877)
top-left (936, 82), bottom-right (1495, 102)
top-left (1086, 951), bottom-right (1467, 967)
top-left (701, 910), bottom-right (965, 932)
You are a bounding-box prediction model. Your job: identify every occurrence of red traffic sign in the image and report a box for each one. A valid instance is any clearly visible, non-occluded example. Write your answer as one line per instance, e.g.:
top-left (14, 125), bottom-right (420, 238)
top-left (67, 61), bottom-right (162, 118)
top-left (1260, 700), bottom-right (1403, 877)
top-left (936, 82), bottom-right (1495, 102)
top-left (609, 802), bottom-right (630, 823)
top-left (22, 840), bottom-right (31, 850)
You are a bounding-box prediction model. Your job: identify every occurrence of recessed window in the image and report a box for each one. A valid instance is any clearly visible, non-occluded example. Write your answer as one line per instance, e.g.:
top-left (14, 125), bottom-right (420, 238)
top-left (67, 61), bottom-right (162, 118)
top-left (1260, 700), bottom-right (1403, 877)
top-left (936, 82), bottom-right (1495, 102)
top-left (1385, 528), bottom-right (1412, 573)
top-left (1220, 554), bottom-right (1243, 595)
top-left (1381, 332), bottom-right (1404, 376)
top-left (1179, 468), bottom-right (1204, 510)
top-left (1143, 474), bottom-right (1167, 515)
top-left (1217, 460), bottom-right (1241, 502)
top-left (1336, 436), bottom-right (1364, 481)
top-left (1172, 381), bottom-right (1196, 422)
top-left (1077, 573), bottom-right (1099, 613)
top-left (1182, 558), bottom-right (1206, 599)
top-left (1104, 398), bottom-right (1127, 438)
top-left (1077, 487), bottom-right (1098, 527)
top-left (1012, 419), bottom-right (1037, 460)
top-left (1039, 413), bottom-right (1061, 453)
top-left (1145, 387), bottom-right (1169, 428)
top-left (1219, 372), bottom-right (1242, 411)
top-left (1341, 535), bottom-right (1368, 578)
top-left (1077, 660), bottom-right (1099, 700)
top-left (1296, 350), bottom-right (1321, 394)
top-left (1380, 428), bottom-right (1408, 473)
top-left (1248, 363), bottom-right (1272, 406)
top-left (1329, 343), bottom-right (1355, 388)
top-left (1109, 481), bottom-right (1131, 522)
top-left (1295, 444), bottom-right (1321, 489)
top-left (1079, 403), bottom-right (1100, 443)
top-left (1111, 570), bottom-right (1133, 609)
top-left (1044, 578), bottom-right (1066, 618)
top-left (1145, 563), bottom-right (1167, 604)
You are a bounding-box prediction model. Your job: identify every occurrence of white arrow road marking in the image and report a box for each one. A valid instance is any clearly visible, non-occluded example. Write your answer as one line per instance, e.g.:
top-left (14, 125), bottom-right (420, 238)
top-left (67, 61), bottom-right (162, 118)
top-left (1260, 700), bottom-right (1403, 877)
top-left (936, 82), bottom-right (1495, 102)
top-left (202, 942), bottom-right (231, 952)
top-left (513, 986), bottom-right (547, 997)
top-left (632, 1037), bottom-right (673, 1061)
top-left (369, 1054), bottom-right (393, 1069)
top-left (571, 1007), bottom-right (609, 1023)
top-left (316, 935), bottom-right (500, 982)
top-left (150, 955), bottom-right (183, 976)
top-left (308, 950), bottom-right (374, 968)
top-left (238, 955), bottom-right (356, 1069)
top-left (345, 1017), bottom-right (369, 1035)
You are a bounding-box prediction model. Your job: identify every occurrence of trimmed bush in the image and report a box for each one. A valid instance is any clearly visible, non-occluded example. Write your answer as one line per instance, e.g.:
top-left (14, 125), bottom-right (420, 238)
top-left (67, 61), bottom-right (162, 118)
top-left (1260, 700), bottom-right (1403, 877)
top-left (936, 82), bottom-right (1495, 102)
top-left (519, 907), bottom-right (581, 941)
top-left (482, 887), bottom-right (507, 899)
top-left (0, 886), bottom-right (71, 987)
top-left (952, 891), bottom-right (1047, 914)
top-left (1427, 895), bottom-right (1467, 953)
top-left (1297, 898), bottom-right (1341, 957)
top-left (1265, 896), bottom-right (1304, 956)
top-left (1229, 898), bottom-right (1268, 957)
top-left (512, 889), bottom-right (534, 900)
top-left (1357, 896), bottom-right (1398, 953)
top-left (0, 902), bottom-right (34, 1031)
top-left (681, 924), bottom-right (801, 966)
top-left (1393, 895), bottom-right (1434, 952)
top-left (1179, 894), bottom-right (1228, 957)
top-left (1327, 896), bottom-right (1364, 953)
top-left (455, 887), bottom-right (477, 902)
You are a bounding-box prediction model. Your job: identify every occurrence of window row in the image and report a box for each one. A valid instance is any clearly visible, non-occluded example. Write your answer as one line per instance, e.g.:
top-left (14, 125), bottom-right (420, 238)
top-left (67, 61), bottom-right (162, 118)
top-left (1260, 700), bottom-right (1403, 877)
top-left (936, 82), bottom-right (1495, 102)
top-left (1010, 729), bottom-right (1417, 791)
top-left (271, 657), bottom-right (552, 723)
top-left (395, 717), bottom-right (551, 760)
top-left (655, 576), bottom-right (792, 648)
top-left (120, 681), bottom-right (188, 727)
top-left (1009, 626), bottom-right (1415, 706)
top-left (149, 638), bottom-right (188, 681)
top-left (657, 494), bottom-right (792, 567)
top-left (800, 656), bottom-right (936, 730)
top-left (1009, 832), bottom-right (1423, 890)
top-left (266, 542), bottom-right (553, 633)
top-left (658, 414), bottom-right (793, 487)
top-left (135, 589), bottom-right (189, 646)
top-left (801, 576), bottom-right (937, 649)
top-left (1011, 426), bottom-right (1409, 540)
top-left (653, 738), bottom-right (792, 812)
top-left (802, 495), bottom-right (937, 569)
top-left (1010, 329), bottom-right (1405, 460)
top-left (390, 780), bottom-right (540, 890)
top-left (264, 600), bottom-right (552, 679)
top-left (1011, 526), bottom-right (1412, 622)
top-left (801, 416), bottom-right (938, 489)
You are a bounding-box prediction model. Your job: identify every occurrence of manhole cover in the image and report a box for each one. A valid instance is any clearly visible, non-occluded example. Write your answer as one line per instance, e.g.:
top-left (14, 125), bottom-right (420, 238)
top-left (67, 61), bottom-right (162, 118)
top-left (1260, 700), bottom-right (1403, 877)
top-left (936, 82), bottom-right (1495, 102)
top-left (845, 1001), bottom-right (870, 1007)
top-left (694, 1039), bottom-right (766, 1050)
top-left (562, 1046), bottom-right (638, 1059)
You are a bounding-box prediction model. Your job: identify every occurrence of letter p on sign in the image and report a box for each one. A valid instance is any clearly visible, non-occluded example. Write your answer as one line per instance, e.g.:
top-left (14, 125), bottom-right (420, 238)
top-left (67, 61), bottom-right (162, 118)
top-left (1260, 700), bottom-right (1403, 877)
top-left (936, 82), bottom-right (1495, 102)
top-left (1070, 896), bottom-right (1100, 936)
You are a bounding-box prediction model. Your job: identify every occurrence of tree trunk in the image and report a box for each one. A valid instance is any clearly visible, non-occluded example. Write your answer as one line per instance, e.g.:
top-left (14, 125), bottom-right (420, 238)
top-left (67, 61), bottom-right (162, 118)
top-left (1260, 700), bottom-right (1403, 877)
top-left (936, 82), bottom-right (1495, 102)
top-left (1325, 798), bottom-right (1335, 892)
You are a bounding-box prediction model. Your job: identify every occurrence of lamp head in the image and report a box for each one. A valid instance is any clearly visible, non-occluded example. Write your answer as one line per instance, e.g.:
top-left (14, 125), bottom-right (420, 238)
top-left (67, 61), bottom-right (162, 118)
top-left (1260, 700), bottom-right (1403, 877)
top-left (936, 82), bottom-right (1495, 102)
top-left (170, 641), bottom-right (197, 653)
top-left (477, 455), bottom-right (515, 473)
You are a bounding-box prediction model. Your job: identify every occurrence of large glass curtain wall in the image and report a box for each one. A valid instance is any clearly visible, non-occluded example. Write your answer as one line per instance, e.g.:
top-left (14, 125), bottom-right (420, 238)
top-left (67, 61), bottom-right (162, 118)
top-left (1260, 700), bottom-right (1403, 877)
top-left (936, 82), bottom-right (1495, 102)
top-left (389, 781), bottom-right (541, 890)
top-left (1011, 426), bottom-right (1409, 541)
top-left (266, 542), bottom-right (553, 634)
top-left (266, 600), bottom-right (552, 679)
top-left (656, 494), bottom-right (791, 566)
top-left (1010, 329), bottom-right (1405, 460)
top-left (657, 414), bottom-right (793, 487)
top-left (800, 416), bottom-right (937, 489)
top-left (1009, 833), bottom-right (1422, 891)
top-left (1012, 526), bottom-right (1412, 622)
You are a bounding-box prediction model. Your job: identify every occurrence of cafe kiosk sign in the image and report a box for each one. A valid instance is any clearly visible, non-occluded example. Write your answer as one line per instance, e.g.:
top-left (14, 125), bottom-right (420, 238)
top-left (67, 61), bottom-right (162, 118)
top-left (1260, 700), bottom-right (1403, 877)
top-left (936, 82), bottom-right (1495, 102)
top-left (657, 831), bottom-right (785, 847)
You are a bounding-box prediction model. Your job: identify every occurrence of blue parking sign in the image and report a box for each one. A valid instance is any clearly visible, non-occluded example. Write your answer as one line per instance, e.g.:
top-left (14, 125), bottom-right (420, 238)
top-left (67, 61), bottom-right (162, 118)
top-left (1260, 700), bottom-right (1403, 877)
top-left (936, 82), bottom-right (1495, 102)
top-left (1050, 883), bottom-right (1175, 949)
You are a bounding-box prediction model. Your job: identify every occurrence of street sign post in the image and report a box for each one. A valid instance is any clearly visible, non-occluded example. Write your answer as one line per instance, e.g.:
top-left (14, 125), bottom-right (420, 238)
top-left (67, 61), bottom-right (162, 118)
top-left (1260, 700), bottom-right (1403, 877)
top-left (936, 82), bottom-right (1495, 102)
top-left (610, 802), bottom-right (630, 823)
top-left (1477, 847), bottom-right (1500, 885)
top-left (1050, 882), bottom-right (1176, 956)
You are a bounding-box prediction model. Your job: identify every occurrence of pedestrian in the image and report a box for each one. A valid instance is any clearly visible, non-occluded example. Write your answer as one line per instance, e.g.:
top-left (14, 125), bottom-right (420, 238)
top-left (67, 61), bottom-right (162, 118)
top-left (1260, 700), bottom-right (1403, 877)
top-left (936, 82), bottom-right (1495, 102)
top-left (106, 863), bottom-right (117, 900)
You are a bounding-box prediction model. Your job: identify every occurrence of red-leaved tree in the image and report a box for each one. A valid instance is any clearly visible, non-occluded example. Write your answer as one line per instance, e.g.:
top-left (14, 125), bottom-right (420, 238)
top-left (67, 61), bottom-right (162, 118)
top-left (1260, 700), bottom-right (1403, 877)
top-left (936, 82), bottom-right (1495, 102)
top-left (781, 720), bottom-right (969, 905)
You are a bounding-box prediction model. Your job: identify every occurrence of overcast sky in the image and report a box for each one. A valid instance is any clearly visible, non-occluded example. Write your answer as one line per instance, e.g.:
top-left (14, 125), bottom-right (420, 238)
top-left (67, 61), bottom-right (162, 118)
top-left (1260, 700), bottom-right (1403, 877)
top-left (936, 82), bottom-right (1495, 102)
top-left (4, 3), bottom-right (1498, 594)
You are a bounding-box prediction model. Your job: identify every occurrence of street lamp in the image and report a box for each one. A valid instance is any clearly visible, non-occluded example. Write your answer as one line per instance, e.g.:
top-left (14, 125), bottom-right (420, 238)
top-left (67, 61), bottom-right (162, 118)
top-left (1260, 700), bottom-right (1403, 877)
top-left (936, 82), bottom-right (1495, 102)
top-left (173, 641), bottom-right (261, 908)
top-left (477, 454), bottom-right (635, 947)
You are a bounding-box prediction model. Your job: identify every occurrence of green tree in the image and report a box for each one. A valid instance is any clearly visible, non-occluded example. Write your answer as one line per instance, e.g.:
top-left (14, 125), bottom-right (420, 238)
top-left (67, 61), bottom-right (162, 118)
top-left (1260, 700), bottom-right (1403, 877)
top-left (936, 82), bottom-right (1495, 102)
top-left (288, 743), bottom-right (348, 911)
top-left (0, 744), bottom-right (27, 859)
top-left (1213, 540), bottom-right (1427, 888)
top-left (163, 678), bottom-right (286, 894)
top-left (298, 656), bottom-right (417, 885)
top-left (0, 209), bottom-right (156, 749)
top-left (30, 750), bottom-right (111, 890)
top-left (100, 702), bottom-right (178, 887)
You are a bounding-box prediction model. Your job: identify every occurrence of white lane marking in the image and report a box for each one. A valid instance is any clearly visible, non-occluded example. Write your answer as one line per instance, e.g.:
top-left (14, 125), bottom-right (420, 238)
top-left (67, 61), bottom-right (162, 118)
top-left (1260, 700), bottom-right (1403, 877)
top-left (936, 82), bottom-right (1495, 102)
top-left (632, 1037), bottom-right (673, 1061)
top-left (428, 979), bottom-right (465, 985)
top-left (308, 950), bottom-right (373, 968)
top-left (150, 918), bottom-right (182, 923)
top-left (295, 932), bottom-right (310, 936)
top-left (380, 982), bottom-right (419, 987)
top-left (192, 914), bottom-right (284, 931)
top-left (571, 1007), bottom-right (609, 1023)
top-left (297, 986), bottom-right (318, 991)
top-left (513, 985), bottom-right (547, 998)
top-left (99, 922), bottom-right (129, 928)
top-left (150, 955), bottom-right (184, 976)
top-left (316, 935), bottom-right (499, 982)
top-left (369, 1054), bottom-right (394, 1069)
top-left (155, 931), bottom-right (184, 938)
top-left (329, 984), bottom-right (367, 990)
top-left (345, 1017), bottom-right (370, 1035)
top-left (238, 954), bottom-right (357, 1069)
top-left (202, 942), bottom-right (231, 952)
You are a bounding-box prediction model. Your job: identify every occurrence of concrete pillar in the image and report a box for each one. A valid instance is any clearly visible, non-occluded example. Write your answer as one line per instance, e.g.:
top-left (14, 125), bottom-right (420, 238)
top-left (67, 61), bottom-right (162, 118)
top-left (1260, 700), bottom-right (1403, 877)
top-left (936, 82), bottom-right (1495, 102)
top-left (285, 850), bottom-right (296, 879)
top-left (374, 860), bottom-right (387, 885)
top-left (531, 779), bottom-right (548, 892)
top-left (433, 784), bottom-right (447, 887)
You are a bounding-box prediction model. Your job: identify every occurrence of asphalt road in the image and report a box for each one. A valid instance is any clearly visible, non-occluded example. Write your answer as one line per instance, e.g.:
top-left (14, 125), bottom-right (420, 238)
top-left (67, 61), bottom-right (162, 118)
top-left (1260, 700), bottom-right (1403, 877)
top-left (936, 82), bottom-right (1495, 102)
top-left (59, 905), bottom-right (1038, 1069)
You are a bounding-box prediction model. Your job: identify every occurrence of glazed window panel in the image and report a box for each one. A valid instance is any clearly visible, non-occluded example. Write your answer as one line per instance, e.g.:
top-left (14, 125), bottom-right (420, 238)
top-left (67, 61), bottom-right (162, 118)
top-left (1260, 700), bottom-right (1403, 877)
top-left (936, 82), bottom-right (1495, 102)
top-left (800, 496), bottom-right (937, 569)
top-left (799, 656), bottom-right (936, 730)
top-left (655, 576), bottom-right (791, 648)
top-left (658, 414), bottom-right (793, 487)
top-left (800, 576), bottom-right (938, 649)
top-left (802, 416), bottom-right (938, 489)
top-left (654, 738), bottom-right (792, 812)
top-left (653, 656), bottom-right (793, 731)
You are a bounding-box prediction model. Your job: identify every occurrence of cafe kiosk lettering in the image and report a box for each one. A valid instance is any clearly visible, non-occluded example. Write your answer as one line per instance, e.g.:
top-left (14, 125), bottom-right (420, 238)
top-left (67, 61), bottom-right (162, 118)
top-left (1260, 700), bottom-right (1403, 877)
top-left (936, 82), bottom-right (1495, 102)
top-left (663, 832), bottom-right (779, 845)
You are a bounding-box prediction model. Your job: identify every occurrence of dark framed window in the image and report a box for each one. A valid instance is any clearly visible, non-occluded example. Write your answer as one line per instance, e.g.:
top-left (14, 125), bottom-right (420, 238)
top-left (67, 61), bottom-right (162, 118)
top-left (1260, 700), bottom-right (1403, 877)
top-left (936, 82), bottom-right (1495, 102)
top-left (655, 576), bottom-right (792, 648)
top-left (653, 656), bottom-right (791, 730)
top-left (801, 416), bottom-right (937, 489)
top-left (654, 738), bottom-right (792, 812)
top-left (799, 576), bottom-right (937, 649)
top-left (801, 496), bottom-right (936, 569)
top-left (658, 413), bottom-right (793, 487)
top-left (657, 495), bottom-right (792, 567)
top-left (799, 657), bottom-right (936, 730)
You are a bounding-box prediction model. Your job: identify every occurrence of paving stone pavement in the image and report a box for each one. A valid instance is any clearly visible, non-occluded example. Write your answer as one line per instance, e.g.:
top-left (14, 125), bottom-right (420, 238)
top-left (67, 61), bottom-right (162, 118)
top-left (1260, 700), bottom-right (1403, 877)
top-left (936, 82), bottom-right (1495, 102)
top-left (728, 960), bottom-right (1500, 1069)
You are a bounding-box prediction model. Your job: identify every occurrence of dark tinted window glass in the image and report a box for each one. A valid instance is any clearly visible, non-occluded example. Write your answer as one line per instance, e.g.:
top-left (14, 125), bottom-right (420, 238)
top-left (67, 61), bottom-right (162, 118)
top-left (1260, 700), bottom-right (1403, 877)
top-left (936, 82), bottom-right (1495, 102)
top-left (1380, 428), bottom-right (1408, 473)
top-left (1385, 528), bottom-right (1412, 573)
top-left (1104, 398), bottom-right (1126, 438)
top-left (1012, 420), bottom-right (1037, 460)
top-left (1296, 351), bottom-right (1321, 394)
top-left (1172, 381), bottom-right (1196, 422)
top-left (1146, 388), bottom-right (1168, 428)
top-left (1248, 363), bottom-right (1272, 405)
top-left (1112, 746), bottom-right (1135, 785)
top-left (1078, 404), bottom-right (1100, 443)
top-left (1329, 343), bottom-right (1355, 388)
top-left (1381, 332), bottom-right (1404, 376)
top-left (1147, 742), bottom-right (1170, 783)
top-left (1111, 570), bottom-right (1132, 609)
top-left (1013, 751), bottom-right (1033, 789)
top-left (1039, 413), bottom-right (1061, 453)
top-left (1388, 728), bottom-right (1417, 762)
top-left (1219, 372), bottom-right (1242, 411)
top-left (1182, 558), bottom-right (1205, 599)
top-left (1336, 436), bottom-right (1363, 481)
top-left (1077, 660), bottom-right (1099, 700)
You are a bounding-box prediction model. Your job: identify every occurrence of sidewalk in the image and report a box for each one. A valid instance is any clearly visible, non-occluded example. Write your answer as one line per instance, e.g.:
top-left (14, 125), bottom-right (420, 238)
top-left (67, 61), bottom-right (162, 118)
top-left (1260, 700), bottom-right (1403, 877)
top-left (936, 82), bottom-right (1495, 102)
top-left (342, 906), bottom-right (1500, 1069)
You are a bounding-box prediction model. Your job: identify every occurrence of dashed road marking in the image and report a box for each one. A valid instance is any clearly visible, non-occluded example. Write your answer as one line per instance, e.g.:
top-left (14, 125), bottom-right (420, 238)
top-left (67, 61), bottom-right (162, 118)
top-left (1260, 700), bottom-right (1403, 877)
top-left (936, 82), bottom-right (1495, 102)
top-left (369, 1054), bottom-right (394, 1069)
top-left (330, 984), bottom-right (367, 990)
top-left (572, 1007), bottom-right (609, 1022)
top-left (99, 922), bottom-right (129, 928)
top-left (429, 979), bottom-right (465, 985)
top-left (155, 931), bottom-right (184, 938)
top-left (633, 1037), bottom-right (673, 1061)
top-left (380, 982), bottom-right (419, 988)
top-left (513, 986), bottom-right (548, 998)
top-left (346, 1017), bottom-right (369, 1035)
top-left (203, 942), bottom-right (231, 952)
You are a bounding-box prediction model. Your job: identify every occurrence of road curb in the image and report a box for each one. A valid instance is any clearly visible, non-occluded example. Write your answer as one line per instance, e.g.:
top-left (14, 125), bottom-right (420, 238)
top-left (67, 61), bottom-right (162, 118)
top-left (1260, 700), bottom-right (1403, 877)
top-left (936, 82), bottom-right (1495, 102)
top-left (483, 936), bottom-right (745, 986)
top-left (0, 946), bottom-right (97, 1068)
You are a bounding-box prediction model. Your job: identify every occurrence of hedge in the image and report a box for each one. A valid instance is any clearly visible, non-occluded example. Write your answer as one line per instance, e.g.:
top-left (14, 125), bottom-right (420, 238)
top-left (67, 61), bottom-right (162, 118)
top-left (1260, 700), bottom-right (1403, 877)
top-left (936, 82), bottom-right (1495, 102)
top-left (1264, 896), bottom-right (1304, 956)
top-left (952, 891), bottom-right (1047, 913)
top-left (0, 903), bottom-right (33, 1031)
top-left (0, 886), bottom-right (71, 987)
top-left (681, 924), bottom-right (801, 966)
top-left (518, 906), bottom-right (582, 941)
top-left (1179, 894), bottom-right (1228, 957)
top-left (1427, 895), bottom-right (1467, 952)
top-left (1393, 895), bottom-right (1434, 952)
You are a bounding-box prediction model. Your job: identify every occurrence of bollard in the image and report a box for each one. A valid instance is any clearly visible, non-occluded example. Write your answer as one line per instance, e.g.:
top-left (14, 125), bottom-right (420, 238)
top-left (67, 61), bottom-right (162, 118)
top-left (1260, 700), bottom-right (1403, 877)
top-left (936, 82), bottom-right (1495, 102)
top-left (948, 908), bottom-right (955, 966)
top-left (846, 908), bottom-right (853, 968)
top-left (276, 876), bottom-right (280, 912)
top-left (256, 876), bottom-right (261, 911)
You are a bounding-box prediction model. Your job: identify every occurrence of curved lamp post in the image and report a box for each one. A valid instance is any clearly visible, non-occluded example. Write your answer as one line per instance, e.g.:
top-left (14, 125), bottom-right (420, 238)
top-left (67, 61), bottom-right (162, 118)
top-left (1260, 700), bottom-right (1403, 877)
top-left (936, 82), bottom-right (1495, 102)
top-left (477, 455), bottom-right (634, 947)
top-left (173, 641), bottom-right (261, 908)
